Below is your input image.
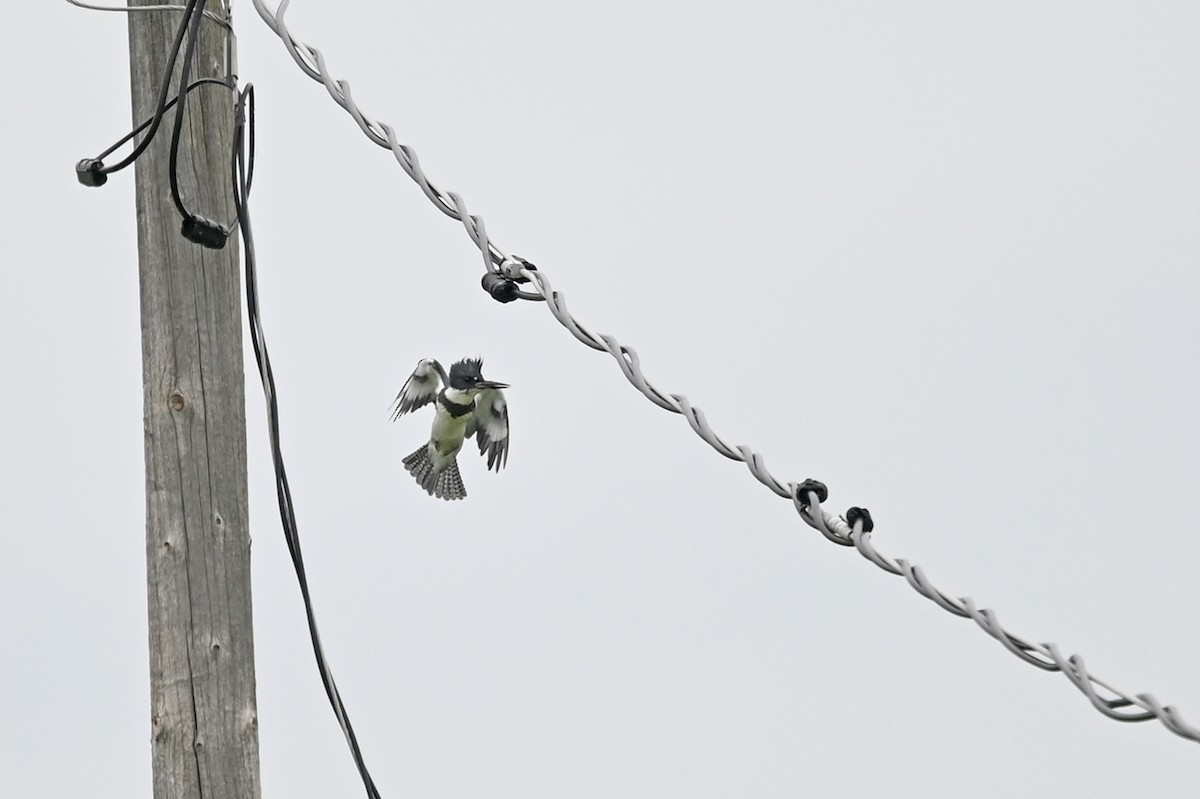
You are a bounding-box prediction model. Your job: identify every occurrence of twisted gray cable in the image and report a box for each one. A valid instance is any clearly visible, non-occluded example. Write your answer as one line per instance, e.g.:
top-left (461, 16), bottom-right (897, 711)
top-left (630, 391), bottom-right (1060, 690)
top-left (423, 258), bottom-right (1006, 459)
top-left (250, 0), bottom-right (1200, 747)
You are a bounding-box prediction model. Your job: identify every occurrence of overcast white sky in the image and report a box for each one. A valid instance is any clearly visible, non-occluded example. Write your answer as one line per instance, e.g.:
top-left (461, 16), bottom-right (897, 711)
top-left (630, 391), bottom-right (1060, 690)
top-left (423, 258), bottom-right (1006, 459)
top-left (3, 1), bottom-right (1199, 796)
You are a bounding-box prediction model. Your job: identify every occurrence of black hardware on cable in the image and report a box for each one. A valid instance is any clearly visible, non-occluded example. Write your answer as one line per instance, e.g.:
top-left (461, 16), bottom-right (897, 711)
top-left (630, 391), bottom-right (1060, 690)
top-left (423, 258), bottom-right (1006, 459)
top-left (481, 271), bottom-right (520, 303)
top-left (846, 506), bottom-right (874, 533)
top-left (795, 478), bottom-right (829, 505)
top-left (232, 85), bottom-right (383, 799)
top-left (482, 254), bottom-right (542, 303)
top-left (75, 158), bottom-right (108, 187)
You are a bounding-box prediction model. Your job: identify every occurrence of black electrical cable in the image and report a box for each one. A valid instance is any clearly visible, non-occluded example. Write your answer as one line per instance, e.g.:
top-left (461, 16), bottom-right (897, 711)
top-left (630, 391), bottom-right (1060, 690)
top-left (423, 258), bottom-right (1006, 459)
top-left (168, 0), bottom-right (209, 220)
top-left (90, 77), bottom-right (232, 168)
top-left (97, 0), bottom-right (200, 175)
top-left (232, 85), bottom-right (383, 799)
top-left (78, 0), bottom-right (233, 247)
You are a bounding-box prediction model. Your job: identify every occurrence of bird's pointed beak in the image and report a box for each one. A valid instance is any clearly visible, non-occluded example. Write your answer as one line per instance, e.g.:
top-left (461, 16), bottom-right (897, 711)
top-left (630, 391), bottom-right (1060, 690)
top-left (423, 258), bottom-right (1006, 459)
top-left (477, 380), bottom-right (509, 390)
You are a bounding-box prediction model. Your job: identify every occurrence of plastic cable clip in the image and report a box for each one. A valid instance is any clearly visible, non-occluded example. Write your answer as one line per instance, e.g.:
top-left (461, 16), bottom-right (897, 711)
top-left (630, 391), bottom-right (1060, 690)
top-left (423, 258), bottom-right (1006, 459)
top-left (846, 506), bottom-right (874, 534)
top-left (796, 478), bottom-right (829, 505)
top-left (181, 215), bottom-right (230, 249)
top-left (481, 272), bottom-right (519, 303)
top-left (76, 159), bottom-right (108, 187)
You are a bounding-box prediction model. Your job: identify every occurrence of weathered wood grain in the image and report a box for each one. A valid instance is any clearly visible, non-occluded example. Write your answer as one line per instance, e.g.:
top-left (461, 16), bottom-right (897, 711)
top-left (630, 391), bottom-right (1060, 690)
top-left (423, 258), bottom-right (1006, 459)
top-left (127, 3), bottom-right (261, 797)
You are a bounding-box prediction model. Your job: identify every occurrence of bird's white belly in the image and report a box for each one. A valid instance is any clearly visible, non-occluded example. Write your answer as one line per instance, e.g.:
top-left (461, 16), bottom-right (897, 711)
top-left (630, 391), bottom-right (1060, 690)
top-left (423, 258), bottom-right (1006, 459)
top-left (429, 409), bottom-right (469, 470)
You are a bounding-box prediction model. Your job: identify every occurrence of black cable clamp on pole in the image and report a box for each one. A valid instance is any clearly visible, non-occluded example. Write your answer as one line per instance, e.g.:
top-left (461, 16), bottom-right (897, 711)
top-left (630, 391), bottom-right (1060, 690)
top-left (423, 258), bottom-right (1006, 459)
top-left (181, 214), bottom-right (232, 249)
top-left (75, 158), bottom-right (108, 187)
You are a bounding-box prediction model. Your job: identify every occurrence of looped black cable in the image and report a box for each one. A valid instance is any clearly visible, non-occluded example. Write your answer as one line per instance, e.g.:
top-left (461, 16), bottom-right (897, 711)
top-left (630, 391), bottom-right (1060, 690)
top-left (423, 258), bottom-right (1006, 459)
top-left (77, 0), bottom-right (234, 248)
top-left (89, 0), bottom-right (202, 177)
top-left (77, 77), bottom-right (233, 187)
top-left (87, 77), bottom-right (235, 166)
top-left (232, 84), bottom-right (383, 799)
top-left (167, 0), bottom-right (228, 245)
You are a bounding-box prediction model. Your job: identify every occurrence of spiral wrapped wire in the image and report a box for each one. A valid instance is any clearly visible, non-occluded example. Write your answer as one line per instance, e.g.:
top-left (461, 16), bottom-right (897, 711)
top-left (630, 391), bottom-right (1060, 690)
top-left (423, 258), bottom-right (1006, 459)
top-left (245, 0), bottom-right (1200, 748)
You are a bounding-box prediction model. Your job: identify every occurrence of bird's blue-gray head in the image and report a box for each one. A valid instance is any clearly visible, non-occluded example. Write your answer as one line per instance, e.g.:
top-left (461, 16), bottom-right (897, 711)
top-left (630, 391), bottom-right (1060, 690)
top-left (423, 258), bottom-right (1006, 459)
top-left (448, 357), bottom-right (509, 392)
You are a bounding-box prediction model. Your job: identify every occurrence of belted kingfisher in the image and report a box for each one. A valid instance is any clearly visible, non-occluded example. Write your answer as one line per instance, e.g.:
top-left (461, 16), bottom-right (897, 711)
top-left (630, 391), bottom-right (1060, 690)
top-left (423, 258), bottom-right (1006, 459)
top-left (390, 357), bottom-right (510, 500)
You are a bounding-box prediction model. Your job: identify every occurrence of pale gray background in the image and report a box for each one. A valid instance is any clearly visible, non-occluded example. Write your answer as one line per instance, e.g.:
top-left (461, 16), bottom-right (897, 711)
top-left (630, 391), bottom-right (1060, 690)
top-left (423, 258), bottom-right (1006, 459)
top-left (3, 1), bottom-right (1198, 796)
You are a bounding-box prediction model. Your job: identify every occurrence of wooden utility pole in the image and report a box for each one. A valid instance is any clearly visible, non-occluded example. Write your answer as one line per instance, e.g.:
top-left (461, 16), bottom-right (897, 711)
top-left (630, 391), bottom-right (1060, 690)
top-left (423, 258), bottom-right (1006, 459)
top-left (127, 2), bottom-right (262, 797)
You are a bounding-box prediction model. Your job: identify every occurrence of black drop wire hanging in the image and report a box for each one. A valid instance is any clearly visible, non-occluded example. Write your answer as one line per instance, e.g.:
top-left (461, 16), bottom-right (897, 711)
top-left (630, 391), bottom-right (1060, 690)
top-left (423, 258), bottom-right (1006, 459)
top-left (78, 0), bottom-right (232, 248)
top-left (167, 0), bottom-right (235, 247)
top-left (95, 0), bottom-right (202, 176)
top-left (231, 86), bottom-right (384, 799)
top-left (88, 78), bottom-right (233, 169)
top-left (168, 0), bottom-right (207, 218)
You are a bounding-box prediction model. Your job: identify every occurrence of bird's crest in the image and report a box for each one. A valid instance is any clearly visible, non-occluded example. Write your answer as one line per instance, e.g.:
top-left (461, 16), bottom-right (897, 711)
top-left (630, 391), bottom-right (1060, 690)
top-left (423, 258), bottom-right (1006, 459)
top-left (448, 357), bottom-right (484, 385)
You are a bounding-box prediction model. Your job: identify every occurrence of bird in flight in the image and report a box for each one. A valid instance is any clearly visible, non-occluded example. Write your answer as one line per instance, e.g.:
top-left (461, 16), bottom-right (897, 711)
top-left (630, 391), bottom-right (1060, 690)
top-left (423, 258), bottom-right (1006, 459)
top-left (390, 357), bottom-right (510, 500)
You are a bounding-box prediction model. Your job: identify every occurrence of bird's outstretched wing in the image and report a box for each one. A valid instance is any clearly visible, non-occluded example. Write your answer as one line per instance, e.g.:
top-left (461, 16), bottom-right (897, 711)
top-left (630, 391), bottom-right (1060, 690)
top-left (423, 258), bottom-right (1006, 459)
top-left (389, 359), bottom-right (446, 421)
top-left (468, 387), bottom-right (509, 471)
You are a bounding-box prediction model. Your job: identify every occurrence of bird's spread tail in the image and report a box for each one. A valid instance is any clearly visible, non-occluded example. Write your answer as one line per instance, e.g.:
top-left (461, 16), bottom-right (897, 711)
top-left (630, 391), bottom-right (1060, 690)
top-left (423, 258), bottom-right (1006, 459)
top-left (403, 444), bottom-right (467, 500)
